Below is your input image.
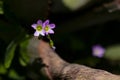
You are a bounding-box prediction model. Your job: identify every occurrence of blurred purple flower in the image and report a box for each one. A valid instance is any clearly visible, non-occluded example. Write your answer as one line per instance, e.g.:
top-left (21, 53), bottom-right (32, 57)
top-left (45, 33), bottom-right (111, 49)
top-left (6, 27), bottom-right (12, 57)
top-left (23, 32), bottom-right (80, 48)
top-left (43, 20), bottom-right (55, 35)
top-left (31, 20), bottom-right (45, 36)
top-left (92, 45), bottom-right (105, 58)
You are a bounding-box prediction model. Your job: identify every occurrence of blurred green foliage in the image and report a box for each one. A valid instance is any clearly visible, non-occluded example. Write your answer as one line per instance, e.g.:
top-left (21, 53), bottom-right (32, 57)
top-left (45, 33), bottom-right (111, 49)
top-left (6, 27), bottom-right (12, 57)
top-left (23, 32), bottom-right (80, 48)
top-left (0, 0), bottom-right (120, 80)
top-left (0, 1), bottom-right (3, 14)
top-left (105, 45), bottom-right (120, 60)
top-left (4, 40), bottom-right (17, 68)
top-left (62, 0), bottom-right (90, 11)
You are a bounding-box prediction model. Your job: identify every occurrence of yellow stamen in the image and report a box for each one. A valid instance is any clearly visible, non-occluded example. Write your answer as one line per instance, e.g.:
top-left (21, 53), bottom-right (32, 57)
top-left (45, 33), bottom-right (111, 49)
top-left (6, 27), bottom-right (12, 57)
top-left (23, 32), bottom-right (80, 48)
top-left (36, 25), bottom-right (42, 31)
top-left (45, 26), bottom-right (49, 31)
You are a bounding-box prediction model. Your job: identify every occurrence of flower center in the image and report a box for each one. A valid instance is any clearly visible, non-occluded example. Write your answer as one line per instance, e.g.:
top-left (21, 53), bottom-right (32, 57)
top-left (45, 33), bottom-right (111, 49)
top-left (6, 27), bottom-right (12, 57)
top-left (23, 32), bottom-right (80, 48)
top-left (36, 25), bottom-right (42, 31)
top-left (45, 26), bottom-right (49, 31)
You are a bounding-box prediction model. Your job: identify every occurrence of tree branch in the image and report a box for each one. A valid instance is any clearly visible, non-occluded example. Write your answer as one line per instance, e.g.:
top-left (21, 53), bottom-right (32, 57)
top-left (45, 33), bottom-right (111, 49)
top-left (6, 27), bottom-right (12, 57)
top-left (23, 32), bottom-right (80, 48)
top-left (28, 37), bottom-right (120, 80)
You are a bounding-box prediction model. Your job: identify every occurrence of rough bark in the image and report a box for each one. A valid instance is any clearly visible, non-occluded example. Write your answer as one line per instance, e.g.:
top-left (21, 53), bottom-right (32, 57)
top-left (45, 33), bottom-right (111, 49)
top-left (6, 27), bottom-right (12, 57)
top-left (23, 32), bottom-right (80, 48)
top-left (28, 37), bottom-right (120, 80)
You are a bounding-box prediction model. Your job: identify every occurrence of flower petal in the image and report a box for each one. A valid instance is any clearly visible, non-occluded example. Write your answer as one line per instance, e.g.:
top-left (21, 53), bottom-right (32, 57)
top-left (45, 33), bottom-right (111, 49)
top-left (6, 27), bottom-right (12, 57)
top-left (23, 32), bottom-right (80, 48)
top-left (48, 29), bottom-right (54, 34)
top-left (31, 24), bottom-right (37, 29)
top-left (43, 20), bottom-right (49, 27)
top-left (49, 24), bottom-right (55, 29)
top-left (34, 31), bottom-right (39, 36)
top-left (39, 30), bottom-right (45, 36)
top-left (37, 20), bottom-right (42, 25)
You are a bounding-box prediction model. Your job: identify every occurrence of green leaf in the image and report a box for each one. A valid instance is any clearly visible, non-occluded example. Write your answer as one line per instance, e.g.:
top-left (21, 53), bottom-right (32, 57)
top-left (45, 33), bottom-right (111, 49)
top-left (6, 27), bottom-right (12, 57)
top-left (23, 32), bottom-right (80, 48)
top-left (19, 36), bottom-right (30, 66)
top-left (0, 1), bottom-right (3, 14)
top-left (0, 63), bottom-right (7, 74)
top-left (105, 44), bottom-right (120, 60)
top-left (19, 57), bottom-right (27, 67)
top-left (62, 0), bottom-right (90, 11)
top-left (4, 40), bottom-right (17, 68)
top-left (8, 69), bottom-right (25, 80)
top-left (4, 30), bottom-right (27, 68)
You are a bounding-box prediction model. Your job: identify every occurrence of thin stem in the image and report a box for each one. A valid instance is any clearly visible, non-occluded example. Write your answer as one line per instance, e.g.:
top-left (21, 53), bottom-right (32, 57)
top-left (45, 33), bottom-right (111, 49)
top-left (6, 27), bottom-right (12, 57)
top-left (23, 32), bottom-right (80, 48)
top-left (47, 34), bottom-right (55, 49)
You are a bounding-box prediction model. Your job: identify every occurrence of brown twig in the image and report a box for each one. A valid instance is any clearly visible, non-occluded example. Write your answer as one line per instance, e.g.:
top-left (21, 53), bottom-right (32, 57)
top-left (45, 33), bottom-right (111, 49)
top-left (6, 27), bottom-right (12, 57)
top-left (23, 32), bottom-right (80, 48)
top-left (28, 37), bottom-right (120, 80)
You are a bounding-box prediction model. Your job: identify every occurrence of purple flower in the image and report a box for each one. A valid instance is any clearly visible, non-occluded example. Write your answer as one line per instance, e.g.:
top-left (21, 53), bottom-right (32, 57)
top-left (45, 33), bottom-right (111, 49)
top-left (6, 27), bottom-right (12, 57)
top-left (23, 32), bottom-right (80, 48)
top-left (31, 20), bottom-right (45, 36)
top-left (43, 20), bottom-right (55, 35)
top-left (31, 19), bottom-right (55, 36)
top-left (92, 45), bottom-right (105, 58)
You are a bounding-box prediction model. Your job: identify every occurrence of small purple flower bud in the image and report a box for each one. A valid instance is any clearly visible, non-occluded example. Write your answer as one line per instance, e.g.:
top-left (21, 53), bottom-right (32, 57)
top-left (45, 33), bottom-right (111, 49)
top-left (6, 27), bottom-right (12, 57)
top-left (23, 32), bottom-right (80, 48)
top-left (92, 45), bottom-right (105, 58)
